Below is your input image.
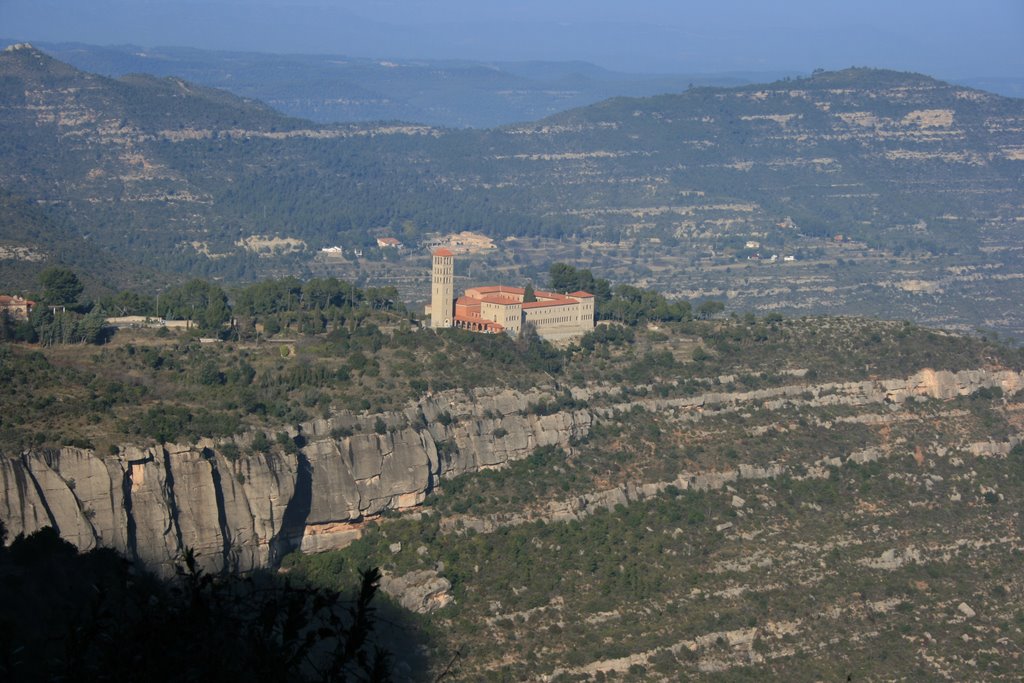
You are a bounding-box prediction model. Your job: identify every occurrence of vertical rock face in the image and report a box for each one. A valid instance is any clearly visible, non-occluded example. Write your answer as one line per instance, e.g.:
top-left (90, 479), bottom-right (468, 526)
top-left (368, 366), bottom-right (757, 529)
top-left (229, 449), bottom-right (299, 568)
top-left (292, 387), bottom-right (591, 554)
top-left (2, 368), bottom-right (1015, 576)
top-left (0, 387), bottom-right (591, 575)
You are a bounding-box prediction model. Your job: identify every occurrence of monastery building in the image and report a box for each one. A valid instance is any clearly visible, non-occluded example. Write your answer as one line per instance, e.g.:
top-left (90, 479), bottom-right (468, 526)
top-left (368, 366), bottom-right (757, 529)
top-left (427, 249), bottom-right (594, 341)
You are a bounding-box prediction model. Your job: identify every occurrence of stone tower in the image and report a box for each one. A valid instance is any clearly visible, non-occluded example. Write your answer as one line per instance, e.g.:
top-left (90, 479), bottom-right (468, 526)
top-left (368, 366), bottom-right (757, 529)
top-left (430, 248), bottom-right (454, 328)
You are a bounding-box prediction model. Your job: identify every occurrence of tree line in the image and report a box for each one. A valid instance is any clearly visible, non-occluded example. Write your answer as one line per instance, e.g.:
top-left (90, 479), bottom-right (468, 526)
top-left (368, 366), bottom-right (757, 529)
top-left (3, 263), bottom-right (724, 347)
top-left (2, 267), bottom-right (408, 344)
top-left (547, 262), bottom-right (723, 325)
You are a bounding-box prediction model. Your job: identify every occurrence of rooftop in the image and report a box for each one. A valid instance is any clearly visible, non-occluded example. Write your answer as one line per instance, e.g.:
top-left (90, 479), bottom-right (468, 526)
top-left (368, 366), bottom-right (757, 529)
top-left (467, 285), bottom-right (524, 296)
top-left (478, 295), bottom-right (520, 306)
top-left (522, 299), bottom-right (577, 309)
top-left (534, 290), bottom-right (574, 301)
top-left (0, 295), bottom-right (34, 306)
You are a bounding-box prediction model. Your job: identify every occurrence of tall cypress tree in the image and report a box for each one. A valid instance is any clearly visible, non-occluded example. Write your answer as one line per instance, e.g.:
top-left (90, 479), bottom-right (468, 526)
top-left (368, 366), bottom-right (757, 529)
top-left (523, 281), bottom-right (537, 303)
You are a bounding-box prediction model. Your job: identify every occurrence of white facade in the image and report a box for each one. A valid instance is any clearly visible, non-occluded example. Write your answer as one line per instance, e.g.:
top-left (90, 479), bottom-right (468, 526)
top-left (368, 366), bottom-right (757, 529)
top-left (430, 249), bottom-right (455, 328)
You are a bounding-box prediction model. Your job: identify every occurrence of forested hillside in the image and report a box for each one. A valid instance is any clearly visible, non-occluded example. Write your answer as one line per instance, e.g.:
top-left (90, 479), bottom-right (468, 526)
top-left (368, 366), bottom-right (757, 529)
top-left (1, 44), bottom-right (1022, 336)
top-left (2, 270), bottom-right (1023, 680)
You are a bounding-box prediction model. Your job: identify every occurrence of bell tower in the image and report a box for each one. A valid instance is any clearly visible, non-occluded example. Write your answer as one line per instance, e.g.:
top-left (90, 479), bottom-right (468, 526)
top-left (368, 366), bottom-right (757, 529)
top-left (430, 248), bottom-right (454, 328)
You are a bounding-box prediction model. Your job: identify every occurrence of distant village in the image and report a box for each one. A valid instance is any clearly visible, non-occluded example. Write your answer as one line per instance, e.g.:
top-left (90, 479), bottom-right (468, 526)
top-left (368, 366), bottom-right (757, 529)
top-left (319, 230), bottom-right (498, 260)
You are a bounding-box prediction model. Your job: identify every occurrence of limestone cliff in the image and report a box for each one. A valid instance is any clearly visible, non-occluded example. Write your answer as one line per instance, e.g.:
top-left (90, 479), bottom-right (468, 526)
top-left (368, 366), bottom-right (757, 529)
top-left (1, 369), bottom-right (1018, 576)
top-left (1, 387), bottom-right (591, 575)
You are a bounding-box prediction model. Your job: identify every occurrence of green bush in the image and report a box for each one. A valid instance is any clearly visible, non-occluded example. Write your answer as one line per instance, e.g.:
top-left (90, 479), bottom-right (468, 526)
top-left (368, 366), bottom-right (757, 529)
top-left (250, 431), bottom-right (271, 454)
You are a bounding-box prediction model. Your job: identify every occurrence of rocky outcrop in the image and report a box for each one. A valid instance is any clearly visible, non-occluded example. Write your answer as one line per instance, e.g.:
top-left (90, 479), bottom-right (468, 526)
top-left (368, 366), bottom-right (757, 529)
top-left (1, 368), bottom-right (1018, 576)
top-left (379, 569), bottom-right (453, 613)
top-left (0, 442), bottom-right (300, 574)
top-left (605, 368), bottom-right (1024, 417)
top-left (0, 387), bottom-right (590, 576)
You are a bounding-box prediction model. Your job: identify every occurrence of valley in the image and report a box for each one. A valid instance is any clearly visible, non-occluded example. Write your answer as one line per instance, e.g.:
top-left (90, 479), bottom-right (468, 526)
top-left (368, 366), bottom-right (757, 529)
top-left (3, 40), bottom-right (755, 129)
top-left (1, 45), bottom-right (1022, 337)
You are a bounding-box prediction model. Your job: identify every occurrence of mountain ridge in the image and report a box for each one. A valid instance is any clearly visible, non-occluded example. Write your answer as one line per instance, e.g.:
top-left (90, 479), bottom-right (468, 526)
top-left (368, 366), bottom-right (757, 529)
top-left (1, 46), bottom-right (1022, 336)
top-left (1, 39), bottom-right (769, 128)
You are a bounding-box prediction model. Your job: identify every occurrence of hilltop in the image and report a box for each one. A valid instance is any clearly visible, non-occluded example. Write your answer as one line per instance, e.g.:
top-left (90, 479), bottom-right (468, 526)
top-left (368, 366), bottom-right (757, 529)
top-left (2, 280), bottom-right (1023, 679)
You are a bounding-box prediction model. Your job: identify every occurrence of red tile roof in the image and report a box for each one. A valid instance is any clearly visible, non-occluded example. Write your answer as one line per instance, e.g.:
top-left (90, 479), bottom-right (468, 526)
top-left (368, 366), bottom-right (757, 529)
top-left (433, 248), bottom-right (454, 257)
top-left (459, 285), bottom-right (590, 310)
top-left (478, 295), bottom-right (520, 306)
top-left (522, 300), bottom-right (576, 309)
top-left (466, 285), bottom-right (524, 296)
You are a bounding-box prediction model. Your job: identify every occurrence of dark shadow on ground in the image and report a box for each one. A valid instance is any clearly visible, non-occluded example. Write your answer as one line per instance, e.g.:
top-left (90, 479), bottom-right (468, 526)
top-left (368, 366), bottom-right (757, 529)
top-left (0, 519), bottom-right (432, 682)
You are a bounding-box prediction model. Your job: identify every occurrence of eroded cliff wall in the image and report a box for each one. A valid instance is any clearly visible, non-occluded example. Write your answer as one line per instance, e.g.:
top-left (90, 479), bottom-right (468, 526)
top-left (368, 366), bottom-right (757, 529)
top-left (1, 386), bottom-right (591, 575)
top-left (2, 369), bottom-right (1020, 576)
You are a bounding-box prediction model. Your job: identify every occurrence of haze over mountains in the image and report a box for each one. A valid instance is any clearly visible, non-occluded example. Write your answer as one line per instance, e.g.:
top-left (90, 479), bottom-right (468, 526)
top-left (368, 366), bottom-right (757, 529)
top-left (3, 38), bottom-right (1023, 129)
top-left (0, 44), bottom-right (1022, 337)
top-left (0, 40), bottom-right (765, 128)
top-left (3, 0), bottom-right (1022, 81)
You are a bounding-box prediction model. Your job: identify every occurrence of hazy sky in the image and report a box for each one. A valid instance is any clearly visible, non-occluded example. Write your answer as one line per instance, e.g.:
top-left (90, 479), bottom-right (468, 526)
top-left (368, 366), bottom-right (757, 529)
top-left (2, 0), bottom-right (1022, 77)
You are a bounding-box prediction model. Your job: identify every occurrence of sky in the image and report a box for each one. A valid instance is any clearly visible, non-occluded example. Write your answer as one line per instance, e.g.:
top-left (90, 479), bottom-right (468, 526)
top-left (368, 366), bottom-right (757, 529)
top-left (1, 0), bottom-right (1022, 78)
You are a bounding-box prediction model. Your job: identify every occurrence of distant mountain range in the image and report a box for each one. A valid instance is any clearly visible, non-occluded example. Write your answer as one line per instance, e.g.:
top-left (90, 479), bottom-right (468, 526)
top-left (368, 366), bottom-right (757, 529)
top-left (0, 44), bottom-right (1021, 335)
top-left (0, 40), bottom-right (792, 128)
top-left (4, 40), bottom-right (1022, 129)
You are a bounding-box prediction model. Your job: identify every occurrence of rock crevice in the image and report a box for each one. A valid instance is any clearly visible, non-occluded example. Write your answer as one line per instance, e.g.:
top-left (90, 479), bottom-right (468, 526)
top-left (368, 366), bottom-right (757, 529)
top-left (1, 387), bottom-right (589, 574)
top-left (1, 369), bottom-right (1018, 576)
